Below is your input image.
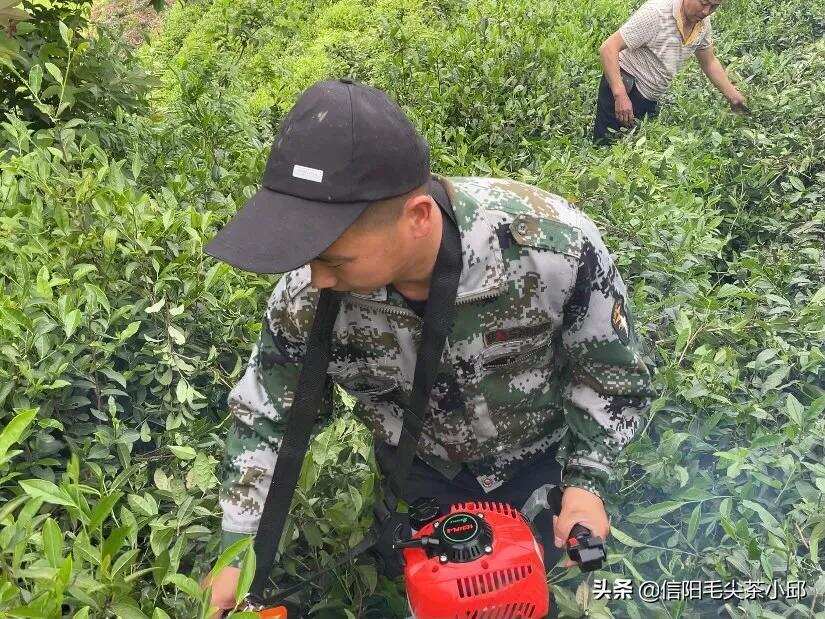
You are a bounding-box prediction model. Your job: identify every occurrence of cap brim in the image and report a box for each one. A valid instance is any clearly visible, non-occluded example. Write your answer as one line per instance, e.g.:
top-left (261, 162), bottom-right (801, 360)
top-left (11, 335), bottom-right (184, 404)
top-left (204, 187), bottom-right (370, 273)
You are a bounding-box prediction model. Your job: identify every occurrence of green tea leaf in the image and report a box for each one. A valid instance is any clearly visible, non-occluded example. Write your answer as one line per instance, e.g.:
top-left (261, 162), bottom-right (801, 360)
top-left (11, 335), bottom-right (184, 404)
top-left (62, 308), bottom-right (82, 339)
top-left (610, 526), bottom-right (645, 548)
top-left (111, 549), bottom-right (139, 580)
top-left (786, 394), bottom-right (804, 426)
top-left (127, 493), bottom-right (158, 517)
top-left (810, 522), bottom-right (824, 567)
top-left (99, 367), bottom-right (128, 389)
top-left (687, 504), bottom-right (701, 542)
top-left (103, 228), bottom-right (118, 253)
top-left (90, 492), bottom-right (124, 529)
top-left (168, 325), bottom-right (186, 345)
top-left (29, 63), bottom-right (42, 96)
top-left (102, 526), bottom-right (129, 561)
top-left (35, 265), bottom-right (53, 299)
top-left (44, 62), bottom-right (62, 83)
top-left (164, 573), bottom-right (202, 599)
top-left (0, 408), bottom-right (37, 464)
top-left (762, 366), bottom-right (789, 392)
top-left (19, 479), bottom-right (77, 507)
top-left (42, 517), bottom-right (63, 567)
top-left (627, 501), bottom-right (687, 524)
top-left (145, 298), bottom-right (165, 314)
top-left (234, 544), bottom-right (256, 604)
top-left (741, 500), bottom-right (780, 529)
top-left (357, 563), bottom-right (377, 593)
top-left (716, 283), bottom-right (743, 298)
top-left (118, 321), bottom-right (141, 341)
top-left (175, 378), bottom-right (189, 404)
top-left (58, 21), bottom-right (73, 46)
top-left (168, 445), bottom-right (196, 460)
top-left (210, 536), bottom-right (252, 576)
top-left (204, 262), bottom-right (225, 290)
top-left (187, 452), bottom-right (217, 492)
top-left (110, 601), bottom-right (148, 619)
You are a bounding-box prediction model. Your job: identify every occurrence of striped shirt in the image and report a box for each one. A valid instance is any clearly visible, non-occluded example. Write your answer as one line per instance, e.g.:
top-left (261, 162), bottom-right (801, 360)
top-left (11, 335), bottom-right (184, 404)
top-left (618, 0), bottom-right (713, 101)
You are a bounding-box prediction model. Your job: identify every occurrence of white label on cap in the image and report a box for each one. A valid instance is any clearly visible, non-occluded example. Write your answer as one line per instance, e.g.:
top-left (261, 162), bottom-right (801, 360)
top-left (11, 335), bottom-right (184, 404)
top-left (292, 164), bottom-right (324, 183)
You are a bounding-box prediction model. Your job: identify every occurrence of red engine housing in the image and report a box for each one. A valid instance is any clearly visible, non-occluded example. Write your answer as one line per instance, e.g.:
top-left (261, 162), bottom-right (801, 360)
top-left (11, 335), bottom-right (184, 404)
top-left (401, 501), bottom-right (549, 619)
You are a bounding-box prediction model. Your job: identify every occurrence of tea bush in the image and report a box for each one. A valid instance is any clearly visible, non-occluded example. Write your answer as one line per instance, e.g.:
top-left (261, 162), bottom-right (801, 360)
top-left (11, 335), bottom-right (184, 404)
top-left (0, 0), bottom-right (154, 131)
top-left (1, 0), bottom-right (823, 617)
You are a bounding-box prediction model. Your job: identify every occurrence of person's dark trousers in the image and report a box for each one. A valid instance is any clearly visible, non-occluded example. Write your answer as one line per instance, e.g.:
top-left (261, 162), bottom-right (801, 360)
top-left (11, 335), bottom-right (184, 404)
top-left (371, 443), bottom-right (563, 617)
top-left (593, 71), bottom-right (659, 145)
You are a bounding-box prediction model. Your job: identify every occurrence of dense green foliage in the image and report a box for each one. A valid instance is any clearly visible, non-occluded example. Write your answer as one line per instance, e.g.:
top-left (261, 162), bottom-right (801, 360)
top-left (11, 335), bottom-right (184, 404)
top-left (1, 0), bottom-right (823, 616)
top-left (0, 0), bottom-right (153, 130)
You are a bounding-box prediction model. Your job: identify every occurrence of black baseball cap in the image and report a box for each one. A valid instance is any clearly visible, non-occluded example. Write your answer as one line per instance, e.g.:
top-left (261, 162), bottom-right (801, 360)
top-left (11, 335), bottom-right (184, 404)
top-left (204, 79), bottom-right (430, 273)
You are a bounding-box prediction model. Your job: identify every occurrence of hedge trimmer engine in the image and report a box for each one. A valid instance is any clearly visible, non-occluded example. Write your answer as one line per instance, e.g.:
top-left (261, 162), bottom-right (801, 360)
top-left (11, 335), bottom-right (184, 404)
top-left (393, 499), bottom-right (550, 619)
top-left (241, 494), bottom-right (605, 618)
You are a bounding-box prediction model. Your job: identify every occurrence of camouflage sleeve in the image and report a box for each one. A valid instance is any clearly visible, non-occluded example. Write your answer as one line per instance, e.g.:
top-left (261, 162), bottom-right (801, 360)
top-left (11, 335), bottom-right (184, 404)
top-left (559, 216), bottom-right (652, 499)
top-left (218, 274), bottom-right (330, 555)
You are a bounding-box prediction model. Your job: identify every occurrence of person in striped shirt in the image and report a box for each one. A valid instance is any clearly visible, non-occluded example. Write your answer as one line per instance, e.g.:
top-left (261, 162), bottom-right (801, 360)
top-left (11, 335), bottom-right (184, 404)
top-left (594, 0), bottom-right (747, 143)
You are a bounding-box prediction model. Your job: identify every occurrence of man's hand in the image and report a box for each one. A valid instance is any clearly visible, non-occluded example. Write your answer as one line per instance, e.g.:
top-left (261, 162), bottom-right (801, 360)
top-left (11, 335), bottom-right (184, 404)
top-left (614, 92), bottom-right (635, 126)
top-left (727, 89), bottom-right (748, 113)
top-left (201, 566), bottom-right (241, 619)
top-left (553, 486), bottom-right (610, 568)
top-left (697, 46), bottom-right (748, 114)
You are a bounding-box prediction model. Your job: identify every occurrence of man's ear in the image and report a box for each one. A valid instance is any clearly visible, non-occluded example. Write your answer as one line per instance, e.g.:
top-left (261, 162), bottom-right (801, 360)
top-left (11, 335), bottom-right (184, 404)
top-left (402, 194), bottom-right (438, 238)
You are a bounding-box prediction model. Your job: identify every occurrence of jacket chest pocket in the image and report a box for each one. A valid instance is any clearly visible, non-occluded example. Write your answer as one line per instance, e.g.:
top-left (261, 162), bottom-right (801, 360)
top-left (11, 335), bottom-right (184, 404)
top-left (477, 332), bottom-right (556, 376)
top-left (469, 326), bottom-right (562, 449)
top-left (328, 364), bottom-right (400, 399)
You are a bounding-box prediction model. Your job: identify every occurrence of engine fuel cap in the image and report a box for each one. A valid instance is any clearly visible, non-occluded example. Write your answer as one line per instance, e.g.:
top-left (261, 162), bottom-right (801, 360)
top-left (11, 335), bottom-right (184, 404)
top-left (434, 512), bottom-right (493, 563)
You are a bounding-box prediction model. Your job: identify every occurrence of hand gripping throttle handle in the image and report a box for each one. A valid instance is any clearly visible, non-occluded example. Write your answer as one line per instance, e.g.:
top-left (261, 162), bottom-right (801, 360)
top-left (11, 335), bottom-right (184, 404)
top-left (565, 523), bottom-right (606, 572)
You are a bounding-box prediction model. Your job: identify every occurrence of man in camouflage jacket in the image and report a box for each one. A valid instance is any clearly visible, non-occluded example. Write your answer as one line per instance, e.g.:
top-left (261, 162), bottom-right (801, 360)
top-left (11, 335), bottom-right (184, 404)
top-left (202, 79), bottom-right (652, 613)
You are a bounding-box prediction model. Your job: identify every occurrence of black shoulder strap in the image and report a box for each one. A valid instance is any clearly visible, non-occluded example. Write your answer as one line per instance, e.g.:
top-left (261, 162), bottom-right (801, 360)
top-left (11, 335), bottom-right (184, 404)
top-left (249, 288), bottom-right (341, 598)
top-left (383, 213), bottom-right (462, 505)
top-left (248, 210), bottom-right (462, 601)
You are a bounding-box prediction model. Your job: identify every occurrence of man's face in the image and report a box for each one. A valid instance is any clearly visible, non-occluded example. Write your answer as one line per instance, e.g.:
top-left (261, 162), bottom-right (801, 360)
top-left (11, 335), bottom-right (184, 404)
top-left (309, 226), bottom-right (403, 294)
top-left (685, 0), bottom-right (722, 20)
top-left (308, 195), bottom-right (436, 294)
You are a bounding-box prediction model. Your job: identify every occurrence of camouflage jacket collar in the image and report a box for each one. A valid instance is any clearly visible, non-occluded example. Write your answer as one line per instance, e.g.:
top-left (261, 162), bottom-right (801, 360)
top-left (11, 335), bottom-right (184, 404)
top-left (349, 176), bottom-right (506, 306)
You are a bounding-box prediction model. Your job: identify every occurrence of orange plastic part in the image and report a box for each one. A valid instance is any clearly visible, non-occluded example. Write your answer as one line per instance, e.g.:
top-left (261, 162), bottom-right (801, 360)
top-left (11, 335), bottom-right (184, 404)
top-left (258, 607), bottom-right (288, 618)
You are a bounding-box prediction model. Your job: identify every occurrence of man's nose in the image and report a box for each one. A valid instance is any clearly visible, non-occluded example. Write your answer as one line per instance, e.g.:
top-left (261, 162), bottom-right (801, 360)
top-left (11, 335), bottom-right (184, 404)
top-left (310, 262), bottom-right (337, 289)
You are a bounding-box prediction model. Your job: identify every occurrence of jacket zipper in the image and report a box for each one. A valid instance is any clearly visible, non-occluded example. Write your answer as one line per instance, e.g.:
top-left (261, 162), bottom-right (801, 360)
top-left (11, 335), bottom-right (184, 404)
top-left (348, 285), bottom-right (504, 320)
top-left (482, 341), bottom-right (552, 370)
top-left (456, 287), bottom-right (504, 306)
